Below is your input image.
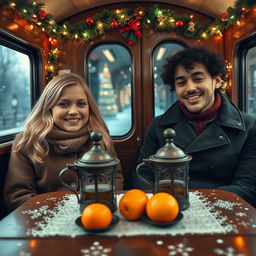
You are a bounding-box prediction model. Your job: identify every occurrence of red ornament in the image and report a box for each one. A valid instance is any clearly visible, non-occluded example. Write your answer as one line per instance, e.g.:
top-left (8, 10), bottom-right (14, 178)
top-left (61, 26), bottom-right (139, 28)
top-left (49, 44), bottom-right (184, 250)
top-left (86, 17), bottom-right (94, 25)
top-left (128, 40), bottom-right (135, 45)
top-left (51, 38), bottom-right (59, 47)
top-left (111, 19), bottom-right (119, 28)
top-left (220, 12), bottom-right (228, 21)
top-left (135, 30), bottom-right (142, 38)
top-left (128, 19), bottom-right (140, 30)
top-left (38, 10), bottom-right (47, 20)
top-left (241, 8), bottom-right (247, 19)
top-left (175, 20), bottom-right (184, 27)
top-left (31, 18), bottom-right (38, 23)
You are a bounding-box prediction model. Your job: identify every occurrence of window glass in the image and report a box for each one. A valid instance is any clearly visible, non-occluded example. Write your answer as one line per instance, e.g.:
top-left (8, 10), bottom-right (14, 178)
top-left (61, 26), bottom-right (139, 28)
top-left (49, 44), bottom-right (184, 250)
top-left (246, 46), bottom-right (256, 117)
top-left (0, 45), bottom-right (31, 137)
top-left (87, 44), bottom-right (132, 136)
top-left (153, 43), bottom-right (184, 116)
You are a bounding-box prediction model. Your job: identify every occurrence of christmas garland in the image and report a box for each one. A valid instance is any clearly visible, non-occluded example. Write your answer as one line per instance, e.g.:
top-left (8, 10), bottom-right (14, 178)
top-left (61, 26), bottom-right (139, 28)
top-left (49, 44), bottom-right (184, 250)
top-left (1, 0), bottom-right (255, 42)
top-left (1, 0), bottom-right (255, 80)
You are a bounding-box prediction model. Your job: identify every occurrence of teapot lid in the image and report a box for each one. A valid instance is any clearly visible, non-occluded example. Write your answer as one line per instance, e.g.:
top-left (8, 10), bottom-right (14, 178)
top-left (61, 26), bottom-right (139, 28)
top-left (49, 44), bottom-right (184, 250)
top-left (151, 128), bottom-right (191, 162)
top-left (77, 131), bottom-right (117, 165)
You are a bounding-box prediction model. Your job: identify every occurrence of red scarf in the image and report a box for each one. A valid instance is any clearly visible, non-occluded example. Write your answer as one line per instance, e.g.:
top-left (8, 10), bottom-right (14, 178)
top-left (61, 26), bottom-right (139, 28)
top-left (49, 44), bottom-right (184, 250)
top-left (178, 93), bottom-right (221, 136)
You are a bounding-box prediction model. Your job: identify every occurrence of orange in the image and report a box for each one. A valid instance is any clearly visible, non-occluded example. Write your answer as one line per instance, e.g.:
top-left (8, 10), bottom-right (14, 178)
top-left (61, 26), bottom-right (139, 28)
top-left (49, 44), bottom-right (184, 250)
top-left (81, 203), bottom-right (112, 229)
top-left (146, 192), bottom-right (179, 222)
top-left (119, 189), bottom-right (148, 220)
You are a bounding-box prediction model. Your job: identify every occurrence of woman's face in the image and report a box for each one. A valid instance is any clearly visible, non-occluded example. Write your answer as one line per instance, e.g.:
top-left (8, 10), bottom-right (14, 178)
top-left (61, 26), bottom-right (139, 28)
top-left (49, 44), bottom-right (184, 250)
top-left (51, 84), bottom-right (89, 132)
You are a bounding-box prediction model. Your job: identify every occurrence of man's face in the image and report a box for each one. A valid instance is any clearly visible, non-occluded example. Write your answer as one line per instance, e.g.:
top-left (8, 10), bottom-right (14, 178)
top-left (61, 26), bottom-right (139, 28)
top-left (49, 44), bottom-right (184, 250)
top-left (174, 63), bottom-right (222, 113)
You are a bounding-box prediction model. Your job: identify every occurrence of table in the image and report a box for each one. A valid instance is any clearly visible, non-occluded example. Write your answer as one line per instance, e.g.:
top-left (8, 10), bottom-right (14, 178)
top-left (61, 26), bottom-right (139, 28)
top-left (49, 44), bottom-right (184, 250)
top-left (0, 189), bottom-right (256, 256)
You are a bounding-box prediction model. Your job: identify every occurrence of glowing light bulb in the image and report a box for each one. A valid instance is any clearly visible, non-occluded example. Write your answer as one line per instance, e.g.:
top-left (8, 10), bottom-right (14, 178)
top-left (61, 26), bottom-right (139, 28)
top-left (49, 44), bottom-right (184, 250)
top-left (169, 17), bottom-right (175, 23)
top-left (97, 22), bottom-right (103, 29)
top-left (201, 32), bottom-right (207, 38)
top-left (49, 65), bottom-right (54, 72)
top-left (82, 31), bottom-right (89, 39)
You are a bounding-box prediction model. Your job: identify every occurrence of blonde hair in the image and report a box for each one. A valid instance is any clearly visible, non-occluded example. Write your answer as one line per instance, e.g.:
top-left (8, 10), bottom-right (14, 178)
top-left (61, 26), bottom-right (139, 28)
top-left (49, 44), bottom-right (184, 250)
top-left (16, 73), bottom-right (111, 163)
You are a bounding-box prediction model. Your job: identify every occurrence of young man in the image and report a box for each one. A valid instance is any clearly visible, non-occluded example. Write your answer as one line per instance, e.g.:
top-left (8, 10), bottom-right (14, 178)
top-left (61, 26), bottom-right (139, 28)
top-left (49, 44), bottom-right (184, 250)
top-left (132, 47), bottom-right (256, 207)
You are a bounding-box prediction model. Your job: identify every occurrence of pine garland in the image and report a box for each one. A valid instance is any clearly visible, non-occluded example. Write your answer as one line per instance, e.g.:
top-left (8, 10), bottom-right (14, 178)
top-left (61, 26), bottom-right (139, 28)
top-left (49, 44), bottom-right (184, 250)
top-left (1, 0), bottom-right (255, 42)
top-left (1, 0), bottom-right (255, 80)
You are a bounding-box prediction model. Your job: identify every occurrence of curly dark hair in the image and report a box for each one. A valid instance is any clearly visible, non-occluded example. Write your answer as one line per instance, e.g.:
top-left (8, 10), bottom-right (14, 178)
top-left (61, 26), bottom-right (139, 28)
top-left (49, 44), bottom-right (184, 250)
top-left (161, 47), bottom-right (228, 90)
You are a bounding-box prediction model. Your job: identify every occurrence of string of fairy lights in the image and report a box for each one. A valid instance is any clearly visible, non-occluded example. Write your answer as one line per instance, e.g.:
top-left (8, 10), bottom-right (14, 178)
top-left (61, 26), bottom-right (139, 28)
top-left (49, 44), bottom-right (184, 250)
top-left (1, 0), bottom-right (255, 82)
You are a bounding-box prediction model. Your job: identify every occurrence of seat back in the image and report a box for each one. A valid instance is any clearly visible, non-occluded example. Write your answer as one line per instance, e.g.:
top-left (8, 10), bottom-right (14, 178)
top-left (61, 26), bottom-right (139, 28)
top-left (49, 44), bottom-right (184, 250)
top-left (0, 151), bottom-right (10, 219)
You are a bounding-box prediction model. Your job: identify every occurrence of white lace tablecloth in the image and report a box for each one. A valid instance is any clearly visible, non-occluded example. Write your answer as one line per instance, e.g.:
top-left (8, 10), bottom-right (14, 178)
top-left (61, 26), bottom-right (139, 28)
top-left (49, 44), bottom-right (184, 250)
top-left (22, 191), bottom-right (245, 237)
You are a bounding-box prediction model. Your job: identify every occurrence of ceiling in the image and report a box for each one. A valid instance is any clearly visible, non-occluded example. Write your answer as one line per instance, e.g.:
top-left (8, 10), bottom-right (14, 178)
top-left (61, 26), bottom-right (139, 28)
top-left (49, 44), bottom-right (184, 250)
top-left (38, 0), bottom-right (236, 22)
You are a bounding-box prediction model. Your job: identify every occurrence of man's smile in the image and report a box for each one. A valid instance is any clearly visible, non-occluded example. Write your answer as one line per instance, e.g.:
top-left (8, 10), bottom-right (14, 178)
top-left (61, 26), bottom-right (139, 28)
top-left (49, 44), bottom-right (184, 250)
top-left (183, 92), bottom-right (203, 103)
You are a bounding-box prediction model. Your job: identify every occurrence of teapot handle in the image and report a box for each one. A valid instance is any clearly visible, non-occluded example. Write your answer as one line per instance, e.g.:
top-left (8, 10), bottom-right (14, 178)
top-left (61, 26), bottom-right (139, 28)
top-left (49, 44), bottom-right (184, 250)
top-left (136, 160), bottom-right (155, 193)
top-left (59, 164), bottom-right (79, 203)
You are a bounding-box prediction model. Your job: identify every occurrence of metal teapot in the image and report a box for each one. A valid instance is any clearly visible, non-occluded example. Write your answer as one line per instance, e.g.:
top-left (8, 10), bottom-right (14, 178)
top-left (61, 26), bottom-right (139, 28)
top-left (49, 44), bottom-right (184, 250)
top-left (136, 128), bottom-right (192, 210)
top-left (59, 131), bottom-right (120, 212)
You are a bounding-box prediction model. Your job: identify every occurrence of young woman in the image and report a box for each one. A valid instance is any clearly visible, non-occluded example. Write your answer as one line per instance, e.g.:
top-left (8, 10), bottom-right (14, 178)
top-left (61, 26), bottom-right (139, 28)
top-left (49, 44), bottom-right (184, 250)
top-left (4, 73), bottom-right (123, 212)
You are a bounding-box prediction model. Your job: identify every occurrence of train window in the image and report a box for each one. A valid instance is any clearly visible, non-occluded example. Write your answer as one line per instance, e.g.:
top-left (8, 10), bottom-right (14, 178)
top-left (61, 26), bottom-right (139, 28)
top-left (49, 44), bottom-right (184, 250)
top-left (246, 47), bottom-right (256, 116)
top-left (0, 31), bottom-right (39, 144)
top-left (153, 42), bottom-right (184, 116)
top-left (87, 44), bottom-right (132, 137)
top-left (237, 35), bottom-right (256, 115)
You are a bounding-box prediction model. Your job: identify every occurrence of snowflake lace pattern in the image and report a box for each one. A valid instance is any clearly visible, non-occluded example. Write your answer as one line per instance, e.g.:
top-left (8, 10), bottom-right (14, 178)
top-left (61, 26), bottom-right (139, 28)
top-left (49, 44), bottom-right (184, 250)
top-left (21, 191), bottom-right (256, 237)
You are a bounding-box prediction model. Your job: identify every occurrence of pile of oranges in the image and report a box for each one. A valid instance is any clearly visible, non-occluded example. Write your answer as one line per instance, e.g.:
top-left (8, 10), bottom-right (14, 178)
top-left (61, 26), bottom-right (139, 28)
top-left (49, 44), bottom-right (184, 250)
top-left (119, 189), bottom-right (179, 222)
top-left (80, 189), bottom-right (179, 229)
